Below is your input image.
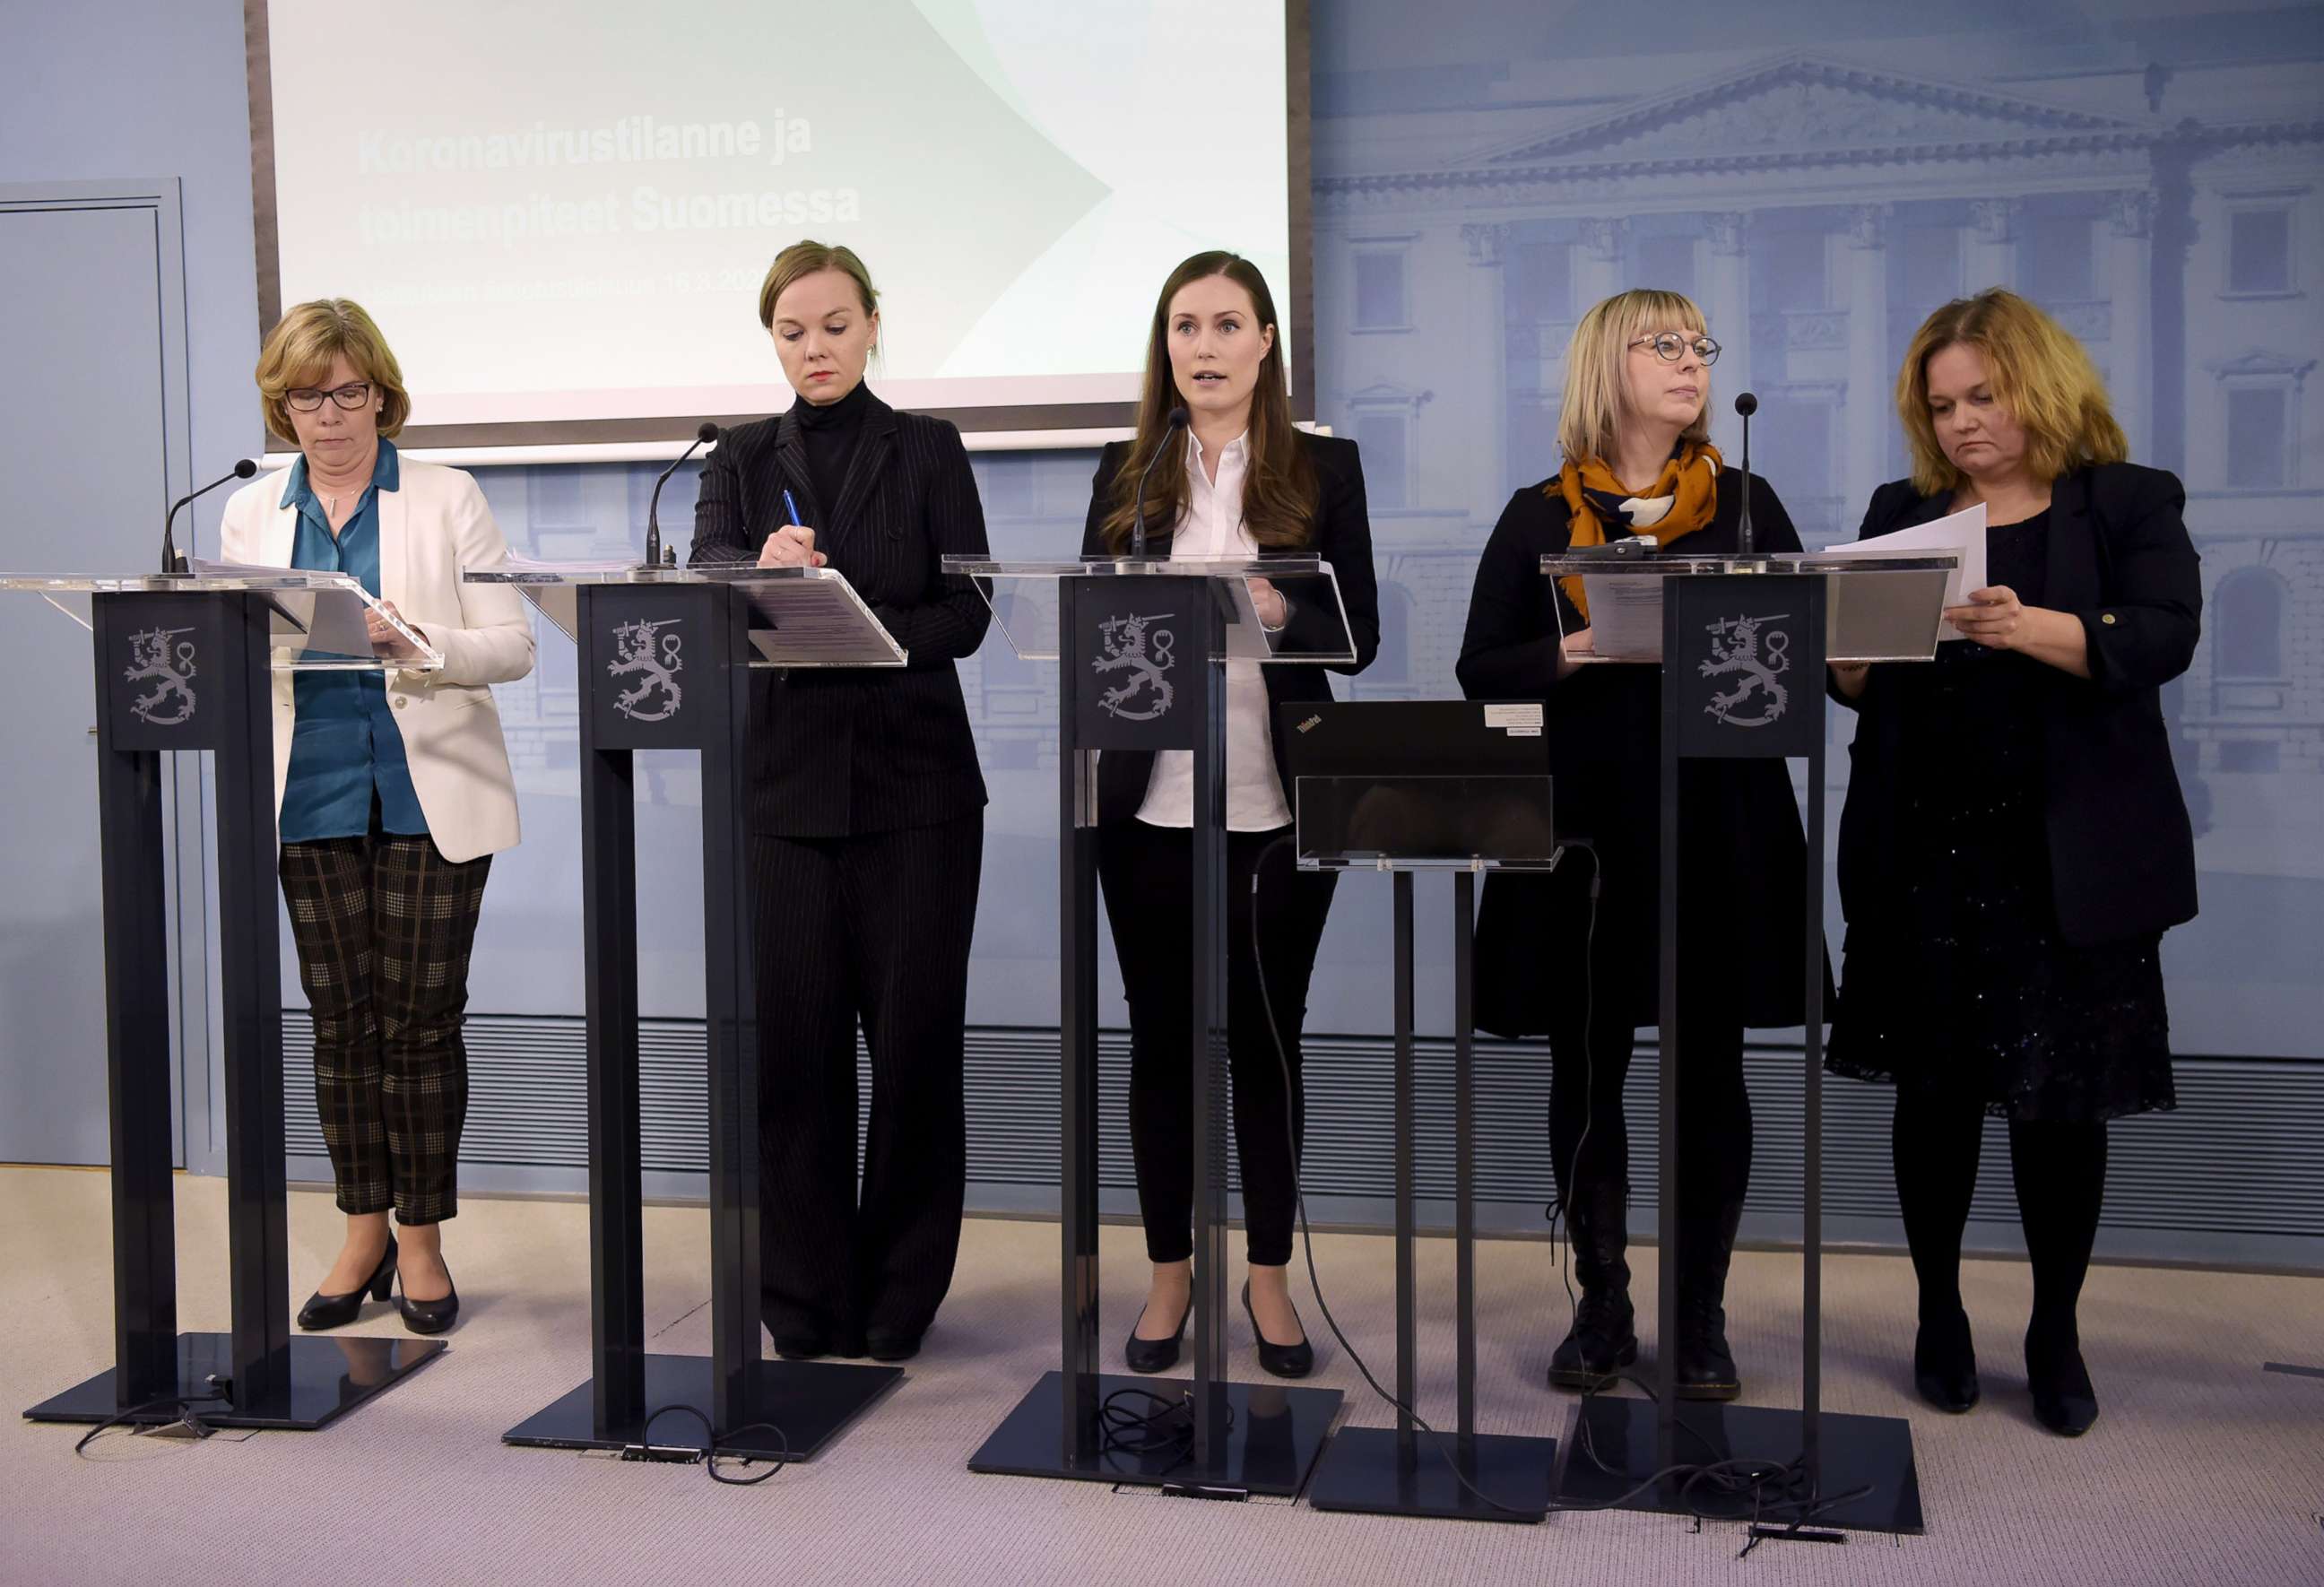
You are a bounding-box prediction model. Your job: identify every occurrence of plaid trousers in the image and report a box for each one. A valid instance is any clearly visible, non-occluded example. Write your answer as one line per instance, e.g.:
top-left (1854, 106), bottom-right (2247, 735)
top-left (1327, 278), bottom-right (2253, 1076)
top-left (278, 828), bottom-right (491, 1225)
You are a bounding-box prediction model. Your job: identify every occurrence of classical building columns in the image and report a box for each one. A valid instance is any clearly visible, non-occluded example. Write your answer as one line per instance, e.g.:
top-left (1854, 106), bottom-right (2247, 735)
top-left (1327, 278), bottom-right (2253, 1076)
top-left (1461, 221), bottom-right (1513, 518)
top-left (1705, 212), bottom-right (1753, 455)
top-left (1970, 198), bottom-right (2020, 293)
top-left (2109, 189), bottom-right (2159, 458)
top-left (1845, 204), bottom-right (1894, 524)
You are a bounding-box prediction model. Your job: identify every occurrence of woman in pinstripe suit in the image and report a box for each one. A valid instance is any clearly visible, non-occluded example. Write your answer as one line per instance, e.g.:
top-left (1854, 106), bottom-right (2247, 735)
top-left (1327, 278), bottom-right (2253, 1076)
top-left (689, 241), bottom-right (992, 1363)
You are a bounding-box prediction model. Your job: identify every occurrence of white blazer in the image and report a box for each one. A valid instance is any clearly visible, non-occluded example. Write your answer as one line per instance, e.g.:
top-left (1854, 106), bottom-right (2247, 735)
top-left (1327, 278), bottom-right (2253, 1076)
top-left (218, 454), bottom-right (536, 863)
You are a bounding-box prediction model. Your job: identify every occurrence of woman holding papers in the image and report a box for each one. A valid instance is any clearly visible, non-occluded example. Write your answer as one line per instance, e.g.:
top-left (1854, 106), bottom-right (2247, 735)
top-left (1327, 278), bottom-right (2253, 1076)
top-left (220, 298), bottom-right (535, 1335)
top-left (1457, 290), bottom-right (1812, 1402)
top-left (1085, 251), bottom-right (1379, 1379)
top-left (1828, 289), bottom-right (2200, 1436)
top-left (689, 241), bottom-right (992, 1364)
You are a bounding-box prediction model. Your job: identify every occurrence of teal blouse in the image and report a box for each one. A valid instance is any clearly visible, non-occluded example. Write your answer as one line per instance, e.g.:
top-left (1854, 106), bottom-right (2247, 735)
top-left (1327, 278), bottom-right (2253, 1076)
top-left (278, 441), bottom-right (429, 842)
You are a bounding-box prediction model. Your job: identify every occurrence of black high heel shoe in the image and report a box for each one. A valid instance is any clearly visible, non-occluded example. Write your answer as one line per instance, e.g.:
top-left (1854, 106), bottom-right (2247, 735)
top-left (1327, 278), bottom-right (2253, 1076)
top-left (2026, 1325), bottom-right (2098, 1436)
top-left (397, 1261), bottom-right (459, 1335)
top-left (297, 1235), bottom-right (397, 1331)
top-left (1123, 1296), bottom-right (1192, 1374)
top-left (1914, 1307), bottom-right (1981, 1413)
top-left (1242, 1281), bottom-right (1314, 1380)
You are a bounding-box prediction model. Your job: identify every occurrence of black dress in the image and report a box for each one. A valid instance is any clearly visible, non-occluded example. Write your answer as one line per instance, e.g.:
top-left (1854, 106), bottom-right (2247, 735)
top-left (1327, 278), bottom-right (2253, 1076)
top-left (1826, 510), bottom-right (2175, 1123)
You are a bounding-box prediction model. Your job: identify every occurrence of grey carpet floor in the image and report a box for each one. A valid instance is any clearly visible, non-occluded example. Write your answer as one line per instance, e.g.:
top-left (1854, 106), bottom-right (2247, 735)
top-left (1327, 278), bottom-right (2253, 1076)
top-left (3, 1166), bottom-right (2319, 1586)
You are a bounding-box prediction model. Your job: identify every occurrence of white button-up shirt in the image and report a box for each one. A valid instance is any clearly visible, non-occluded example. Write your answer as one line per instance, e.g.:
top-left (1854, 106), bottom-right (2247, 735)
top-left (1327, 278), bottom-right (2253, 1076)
top-left (1134, 430), bottom-right (1293, 832)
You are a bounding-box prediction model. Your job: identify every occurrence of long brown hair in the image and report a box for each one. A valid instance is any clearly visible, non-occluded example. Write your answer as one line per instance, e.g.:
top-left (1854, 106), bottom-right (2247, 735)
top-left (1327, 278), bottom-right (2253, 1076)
top-left (1896, 289), bottom-right (2127, 497)
top-left (1099, 251), bottom-right (1317, 552)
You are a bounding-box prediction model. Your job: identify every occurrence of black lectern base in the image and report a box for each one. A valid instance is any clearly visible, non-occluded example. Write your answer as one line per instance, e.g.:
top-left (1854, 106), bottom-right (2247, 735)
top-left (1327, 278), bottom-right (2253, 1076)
top-left (1555, 1395), bottom-right (1923, 1533)
top-left (1305, 1425), bottom-right (1555, 1522)
top-left (23, 1332), bottom-right (446, 1430)
top-left (503, 1352), bottom-right (902, 1461)
top-left (968, 1371), bottom-right (1342, 1496)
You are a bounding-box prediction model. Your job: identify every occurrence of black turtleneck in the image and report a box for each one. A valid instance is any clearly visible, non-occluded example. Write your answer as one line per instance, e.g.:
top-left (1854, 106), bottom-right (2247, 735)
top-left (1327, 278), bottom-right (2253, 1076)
top-left (792, 377), bottom-right (872, 523)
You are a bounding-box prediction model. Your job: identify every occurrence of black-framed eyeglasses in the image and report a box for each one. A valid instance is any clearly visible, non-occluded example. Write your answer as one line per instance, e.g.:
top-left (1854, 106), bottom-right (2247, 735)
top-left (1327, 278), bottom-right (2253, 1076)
top-left (1629, 333), bottom-right (1721, 367)
top-left (284, 381), bottom-right (374, 412)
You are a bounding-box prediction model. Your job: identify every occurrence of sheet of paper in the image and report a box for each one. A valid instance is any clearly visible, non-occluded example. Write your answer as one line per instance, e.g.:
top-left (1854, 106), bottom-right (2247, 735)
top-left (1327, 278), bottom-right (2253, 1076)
top-left (1812, 502), bottom-right (1987, 641)
top-left (189, 558), bottom-right (381, 655)
top-left (1579, 575), bottom-right (1668, 661)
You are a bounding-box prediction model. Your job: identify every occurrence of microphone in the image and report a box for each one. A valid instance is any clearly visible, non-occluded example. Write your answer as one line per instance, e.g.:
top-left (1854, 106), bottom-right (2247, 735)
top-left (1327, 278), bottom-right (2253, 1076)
top-left (646, 421), bottom-right (720, 568)
top-left (1732, 393), bottom-right (1757, 559)
top-left (1129, 406), bottom-right (1190, 559)
top-left (162, 458), bottom-right (258, 574)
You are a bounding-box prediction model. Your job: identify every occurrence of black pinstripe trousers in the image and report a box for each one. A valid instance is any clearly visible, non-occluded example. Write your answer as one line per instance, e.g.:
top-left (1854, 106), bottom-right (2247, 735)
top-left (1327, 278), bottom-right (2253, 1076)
top-left (749, 812), bottom-right (982, 1349)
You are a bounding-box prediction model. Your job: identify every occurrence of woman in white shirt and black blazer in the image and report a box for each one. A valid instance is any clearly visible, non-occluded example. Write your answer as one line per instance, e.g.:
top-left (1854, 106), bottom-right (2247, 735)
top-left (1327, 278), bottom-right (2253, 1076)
top-left (1080, 252), bottom-right (1379, 1379)
top-left (219, 299), bottom-right (533, 1336)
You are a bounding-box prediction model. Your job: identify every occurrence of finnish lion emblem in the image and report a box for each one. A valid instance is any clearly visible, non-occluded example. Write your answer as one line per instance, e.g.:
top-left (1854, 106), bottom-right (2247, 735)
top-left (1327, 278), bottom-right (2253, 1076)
top-left (1093, 611), bottom-right (1175, 721)
top-left (609, 618), bottom-right (684, 721)
top-left (124, 627), bottom-right (198, 725)
top-left (1699, 613), bottom-right (1791, 727)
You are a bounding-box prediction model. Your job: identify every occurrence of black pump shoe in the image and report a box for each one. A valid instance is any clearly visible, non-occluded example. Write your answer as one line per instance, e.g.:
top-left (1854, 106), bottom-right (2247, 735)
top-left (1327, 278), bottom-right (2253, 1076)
top-left (2026, 1327), bottom-right (2098, 1436)
top-left (1914, 1308), bottom-right (1981, 1413)
top-left (298, 1236), bottom-right (398, 1331)
top-left (397, 1263), bottom-right (459, 1335)
top-left (1242, 1281), bottom-right (1314, 1380)
top-left (1124, 1297), bottom-right (1192, 1374)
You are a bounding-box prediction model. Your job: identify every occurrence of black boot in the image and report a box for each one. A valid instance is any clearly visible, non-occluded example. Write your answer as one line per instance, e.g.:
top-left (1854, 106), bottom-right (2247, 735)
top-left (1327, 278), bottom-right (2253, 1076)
top-left (1548, 1180), bottom-right (1638, 1391)
top-left (1674, 1196), bottom-right (1743, 1402)
top-left (2025, 1317), bottom-right (2099, 1436)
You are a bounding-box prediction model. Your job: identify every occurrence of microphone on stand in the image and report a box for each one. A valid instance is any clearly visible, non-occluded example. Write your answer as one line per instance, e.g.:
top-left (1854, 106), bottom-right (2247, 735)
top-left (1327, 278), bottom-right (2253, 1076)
top-left (646, 421), bottom-right (720, 568)
top-left (1732, 392), bottom-right (1758, 559)
top-left (161, 459), bottom-right (258, 574)
top-left (1128, 406), bottom-right (1190, 560)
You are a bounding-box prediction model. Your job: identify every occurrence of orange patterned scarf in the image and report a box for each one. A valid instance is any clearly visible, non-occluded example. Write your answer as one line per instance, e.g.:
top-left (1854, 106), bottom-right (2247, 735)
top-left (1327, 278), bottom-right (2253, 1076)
top-left (1553, 441), bottom-right (1722, 620)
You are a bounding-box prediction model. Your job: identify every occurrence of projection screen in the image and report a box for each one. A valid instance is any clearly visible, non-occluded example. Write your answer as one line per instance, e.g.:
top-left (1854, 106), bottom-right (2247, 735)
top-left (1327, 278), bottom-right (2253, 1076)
top-left (247, 0), bottom-right (1308, 451)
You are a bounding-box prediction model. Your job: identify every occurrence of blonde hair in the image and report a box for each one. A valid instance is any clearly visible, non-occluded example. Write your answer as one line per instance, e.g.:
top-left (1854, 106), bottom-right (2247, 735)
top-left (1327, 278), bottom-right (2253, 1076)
top-left (1557, 289), bottom-right (1713, 468)
top-left (758, 239), bottom-right (879, 332)
top-left (1897, 288), bottom-right (2128, 496)
top-left (255, 299), bottom-right (410, 439)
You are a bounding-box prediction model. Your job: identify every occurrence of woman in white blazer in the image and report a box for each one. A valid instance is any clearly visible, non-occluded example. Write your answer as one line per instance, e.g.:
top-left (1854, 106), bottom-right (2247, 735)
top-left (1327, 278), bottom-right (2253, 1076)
top-left (219, 299), bottom-right (533, 1335)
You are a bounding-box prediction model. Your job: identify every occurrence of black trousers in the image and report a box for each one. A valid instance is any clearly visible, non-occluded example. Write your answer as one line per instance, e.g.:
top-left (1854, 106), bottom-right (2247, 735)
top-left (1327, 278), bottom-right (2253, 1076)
top-left (1097, 820), bottom-right (1338, 1267)
top-left (749, 812), bottom-right (982, 1348)
top-left (278, 828), bottom-right (491, 1226)
top-left (1545, 985), bottom-right (1753, 1244)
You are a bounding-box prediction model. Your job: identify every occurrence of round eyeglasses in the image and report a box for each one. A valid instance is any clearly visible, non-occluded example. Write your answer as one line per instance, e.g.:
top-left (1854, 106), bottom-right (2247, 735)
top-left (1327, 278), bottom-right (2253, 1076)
top-left (284, 381), bottom-right (375, 412)
top-left (1629, 333), bottom-right (1721, 367)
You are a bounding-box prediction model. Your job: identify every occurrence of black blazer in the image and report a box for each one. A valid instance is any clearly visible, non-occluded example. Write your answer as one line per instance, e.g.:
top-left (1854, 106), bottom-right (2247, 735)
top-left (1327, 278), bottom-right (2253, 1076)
top-left (689, 391), bottom-right (992, 837)
top-left (1835, 463), bottom-right (2200, 946)
top-left (1078, 430), bottom-right (1381, 824)
top-left (1456, 471), bottom-right (1817, 1034)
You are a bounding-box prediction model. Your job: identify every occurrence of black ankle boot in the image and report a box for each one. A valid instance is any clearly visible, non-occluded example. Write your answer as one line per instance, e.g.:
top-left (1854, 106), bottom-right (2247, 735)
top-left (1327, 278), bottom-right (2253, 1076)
top-left (1674, 1197), bottom-right (1744, 1401)
top-left (1914, 1306), bottom-right (1981, 1413)
top-left (1548, 1179), bottom-right (1638, 1391)
top-left (2026, 1320), bottom-right (2098, 1436)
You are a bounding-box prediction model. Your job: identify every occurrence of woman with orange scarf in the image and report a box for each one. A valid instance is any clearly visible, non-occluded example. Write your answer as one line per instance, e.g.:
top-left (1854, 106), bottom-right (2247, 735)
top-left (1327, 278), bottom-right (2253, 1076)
top-left (1457, 291), bottom-right (1816, 1401)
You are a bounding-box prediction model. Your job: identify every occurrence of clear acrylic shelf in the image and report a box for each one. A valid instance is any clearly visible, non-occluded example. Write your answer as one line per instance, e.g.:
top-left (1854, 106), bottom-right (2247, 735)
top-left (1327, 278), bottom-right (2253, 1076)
top-left (0, 570), bottom-right (443, 672)
top-left (463, 562), bottom-right (906, 669)
top-left (1537, 551), bottom-right (1959, 664)
top-left (940, 554), bottom-right (1357, 664)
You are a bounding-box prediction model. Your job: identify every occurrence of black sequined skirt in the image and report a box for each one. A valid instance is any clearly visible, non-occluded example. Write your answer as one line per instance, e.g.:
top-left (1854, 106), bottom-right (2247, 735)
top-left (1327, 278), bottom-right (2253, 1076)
top-left (1826, 640), bottom-right (2175, 1123)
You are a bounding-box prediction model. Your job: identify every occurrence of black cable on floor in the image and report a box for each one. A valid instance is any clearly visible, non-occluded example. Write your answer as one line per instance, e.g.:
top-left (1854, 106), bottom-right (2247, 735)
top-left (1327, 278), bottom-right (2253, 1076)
top-left (639, 1403), bottom-right (792, 1487)
top-left (72, 1391), bottom-right (229, 1458)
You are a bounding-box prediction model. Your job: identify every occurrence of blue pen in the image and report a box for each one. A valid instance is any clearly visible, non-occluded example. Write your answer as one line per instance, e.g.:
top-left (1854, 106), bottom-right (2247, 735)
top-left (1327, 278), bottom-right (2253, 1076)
top-left (782, 489), bottom-right (802, 526)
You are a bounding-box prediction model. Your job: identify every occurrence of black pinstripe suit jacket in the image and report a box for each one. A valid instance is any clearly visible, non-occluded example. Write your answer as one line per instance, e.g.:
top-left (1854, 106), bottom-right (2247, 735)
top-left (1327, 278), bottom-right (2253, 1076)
top-left (689, 389), bottom-right (992, 837)
top-left (1079, 430), bottom-right (1381, 825)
